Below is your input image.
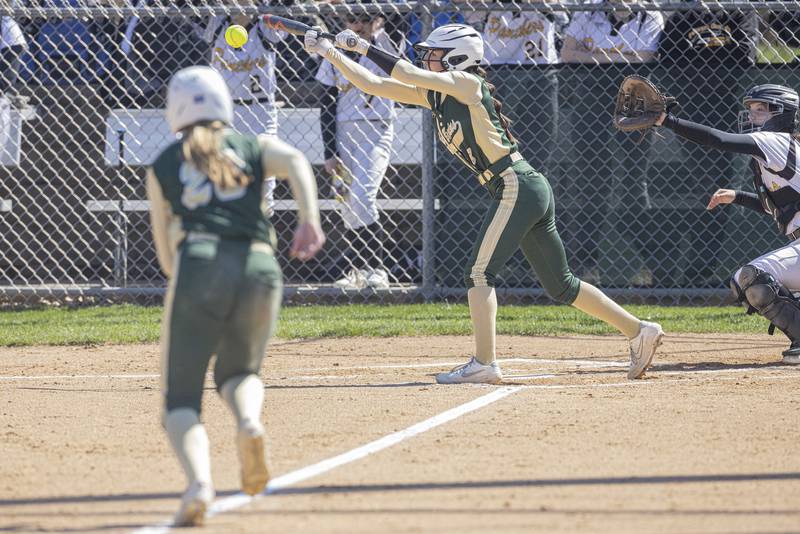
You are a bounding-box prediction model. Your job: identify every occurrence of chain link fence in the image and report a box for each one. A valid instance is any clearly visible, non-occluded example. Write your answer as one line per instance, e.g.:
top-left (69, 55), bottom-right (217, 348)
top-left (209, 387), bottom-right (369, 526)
top-left (0, 1), bottom-right (797, 305)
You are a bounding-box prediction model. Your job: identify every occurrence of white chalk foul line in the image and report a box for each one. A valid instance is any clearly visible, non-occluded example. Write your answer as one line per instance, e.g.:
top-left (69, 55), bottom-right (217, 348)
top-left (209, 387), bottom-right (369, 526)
top-left (0, 373), bottom-right (159, 381)
top-left (131, 386), bottom-right (522, 534)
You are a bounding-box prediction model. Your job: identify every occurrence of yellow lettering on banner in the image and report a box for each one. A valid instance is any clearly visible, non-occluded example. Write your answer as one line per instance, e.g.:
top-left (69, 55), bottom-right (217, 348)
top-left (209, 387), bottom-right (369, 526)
top-left (212, 48), bottom-right (267, 72)
top-left (687, 24), bottom-right (733, 48)
top-left (486, 16), bottom-right (544, 39)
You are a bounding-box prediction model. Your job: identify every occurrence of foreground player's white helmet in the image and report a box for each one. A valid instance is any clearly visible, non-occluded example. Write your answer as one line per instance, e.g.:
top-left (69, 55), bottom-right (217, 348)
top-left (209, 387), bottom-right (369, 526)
top-left (166, 66), bottom-right (233, 134)
top-left (414, 24), bottom-right (483, 71)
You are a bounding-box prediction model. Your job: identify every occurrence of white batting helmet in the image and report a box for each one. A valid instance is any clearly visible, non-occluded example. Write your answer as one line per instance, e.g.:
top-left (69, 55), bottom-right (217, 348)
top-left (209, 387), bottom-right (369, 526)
top-left (165, 66), bottom-right (233, 134)
top-left (414, 24), bottom-right (483, 71)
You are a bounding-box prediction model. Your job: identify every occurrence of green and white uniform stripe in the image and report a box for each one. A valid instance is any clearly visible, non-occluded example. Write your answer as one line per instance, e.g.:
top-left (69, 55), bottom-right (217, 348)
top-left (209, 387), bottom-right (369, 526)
top-left (428, 78), bottom-right (580, 303)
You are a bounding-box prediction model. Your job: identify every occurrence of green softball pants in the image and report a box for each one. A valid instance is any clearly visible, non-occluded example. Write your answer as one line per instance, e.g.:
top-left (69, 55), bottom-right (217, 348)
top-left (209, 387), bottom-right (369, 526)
top-left (464, 161), bottom-right (581, 304)
top-left (162, 236), bottom-right (283, 413)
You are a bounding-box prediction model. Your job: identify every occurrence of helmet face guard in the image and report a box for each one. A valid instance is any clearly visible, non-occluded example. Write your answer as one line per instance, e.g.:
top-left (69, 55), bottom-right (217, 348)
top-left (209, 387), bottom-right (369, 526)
top-left (738, 85), bottom-right (799, 134)
top-left (413, 45), bottom-right (470, 71)
top-left (737, 102), bottom-right (782, 134)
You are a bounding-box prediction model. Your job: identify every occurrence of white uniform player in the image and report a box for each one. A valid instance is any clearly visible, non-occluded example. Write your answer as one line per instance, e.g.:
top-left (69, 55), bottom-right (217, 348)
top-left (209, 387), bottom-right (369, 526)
top-left (562, 0), bottom-right (664, 63)
top-left (207, 15), bottom-right (285, 212)
top-left (0, 16), bottom-right (26, 155)
top-left (316, 16), bottom-right (396, 289)
top-left (465, 9), bottom-right (565, 65)
top-left (660, 84), bottom-right (800, 363)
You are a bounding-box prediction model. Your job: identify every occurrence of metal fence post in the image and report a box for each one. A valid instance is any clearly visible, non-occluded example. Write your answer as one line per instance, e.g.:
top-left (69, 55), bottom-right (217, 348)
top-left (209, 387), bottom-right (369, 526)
top-left (420, 0), bottom-right (436, 301)
top-left (114, 129), bottom-right (128, 288)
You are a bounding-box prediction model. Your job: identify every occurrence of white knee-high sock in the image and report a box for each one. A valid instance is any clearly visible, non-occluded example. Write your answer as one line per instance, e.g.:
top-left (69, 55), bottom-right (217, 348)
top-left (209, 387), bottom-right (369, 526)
top-left (164, 408), bottom-right (212, 487)
top-left (220, 374), bottom-right (264, 430)
top-left (468, 286), bottom-right (497, 365)
top-left (571, 281), bottom-right (641, 339)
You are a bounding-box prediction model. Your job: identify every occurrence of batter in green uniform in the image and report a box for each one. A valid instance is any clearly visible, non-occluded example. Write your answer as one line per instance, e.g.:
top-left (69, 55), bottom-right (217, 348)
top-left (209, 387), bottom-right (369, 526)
top-left (304, 24), bottom-right (663, 384)
top-left (148, 66), bottom-right (325, 526)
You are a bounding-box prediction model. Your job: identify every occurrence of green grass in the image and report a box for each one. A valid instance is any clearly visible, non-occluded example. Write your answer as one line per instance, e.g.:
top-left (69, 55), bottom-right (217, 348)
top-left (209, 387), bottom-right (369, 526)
top-left (0, 303), bottom-right (769, 347)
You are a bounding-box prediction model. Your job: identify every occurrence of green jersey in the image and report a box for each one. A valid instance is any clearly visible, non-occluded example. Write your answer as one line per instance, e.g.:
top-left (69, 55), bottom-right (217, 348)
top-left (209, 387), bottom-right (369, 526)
top-left (151, 131), bottom-right (276, 246)
top-left (426, 77), bottom-right (519, 179)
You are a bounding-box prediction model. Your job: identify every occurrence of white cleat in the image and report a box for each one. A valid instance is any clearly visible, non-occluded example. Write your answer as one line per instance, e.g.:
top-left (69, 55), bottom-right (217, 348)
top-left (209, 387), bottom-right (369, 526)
top-left (782, 342), bottom-right (800, 365)
top-left (628, 321), bottom-right (664, 379)
top-left (436, 357), bottom-right (503, 385)
top-left (365, 268), bottom-right (390, 289)
top-left (237, 422), bottom-right (270, 496)
top-left (333, 269), bottom-right (367, 290)
top-left (174, 481), bottom-right (214, 527)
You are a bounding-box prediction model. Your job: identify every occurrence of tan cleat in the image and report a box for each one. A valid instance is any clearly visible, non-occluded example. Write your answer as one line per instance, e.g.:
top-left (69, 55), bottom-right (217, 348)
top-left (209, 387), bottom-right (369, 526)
top-left (628, 321), bottom-right (664, 379)
top-left (237, 423), bottom-right (270, 496)
top-left (174, 481), bottom-right (214, 527)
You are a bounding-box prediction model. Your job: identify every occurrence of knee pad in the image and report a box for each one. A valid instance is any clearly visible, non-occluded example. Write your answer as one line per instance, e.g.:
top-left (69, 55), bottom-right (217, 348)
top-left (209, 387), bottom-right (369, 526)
top-left (739, 265), bottom-right (790, 311)
top-left (729, 271), bottom-right (755, 314)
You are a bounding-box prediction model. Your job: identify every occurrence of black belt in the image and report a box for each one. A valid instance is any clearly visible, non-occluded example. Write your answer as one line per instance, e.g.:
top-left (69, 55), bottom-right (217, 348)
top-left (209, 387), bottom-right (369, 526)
top-left (233, 98), bottom-right (273, 106)
top-left (477, 152), bottom-right (523, 186)
top-left (789, 228), bottom-right (800, 241)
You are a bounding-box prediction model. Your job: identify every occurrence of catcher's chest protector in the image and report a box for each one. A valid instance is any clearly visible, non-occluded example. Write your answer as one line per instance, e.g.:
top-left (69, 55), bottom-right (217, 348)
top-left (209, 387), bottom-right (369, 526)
top-left (749, 132), bottom-right (800, 235)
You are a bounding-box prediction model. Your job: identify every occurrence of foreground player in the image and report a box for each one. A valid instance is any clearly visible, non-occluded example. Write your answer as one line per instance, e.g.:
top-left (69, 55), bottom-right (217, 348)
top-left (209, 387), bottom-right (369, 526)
top-left (305, 24), bottom-right (663, 383)
top-left (656, 84), bottom-right (800, 363)
top-left (148, 66), bottom-right (324, 526)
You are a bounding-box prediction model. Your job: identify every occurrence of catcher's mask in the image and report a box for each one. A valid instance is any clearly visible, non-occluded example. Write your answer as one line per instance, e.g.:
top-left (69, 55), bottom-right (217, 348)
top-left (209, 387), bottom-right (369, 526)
top-left (738, 84), bottom-right (800, 134)
top-left (413, 24), bottom-right (483, 71)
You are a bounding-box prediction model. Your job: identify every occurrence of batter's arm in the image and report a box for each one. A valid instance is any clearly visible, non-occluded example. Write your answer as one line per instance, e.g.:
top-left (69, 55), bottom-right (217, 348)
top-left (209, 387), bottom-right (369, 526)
top-left (145, 168), bottom-right (176, 278)
top-left (322, 48), bottom-right (430, 108)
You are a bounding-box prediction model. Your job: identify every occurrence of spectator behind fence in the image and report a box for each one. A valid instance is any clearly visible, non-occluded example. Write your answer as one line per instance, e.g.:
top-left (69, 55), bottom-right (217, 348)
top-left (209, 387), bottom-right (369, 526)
top-left (315, 10), bottom-right (397, 289)
top-left (561, 0), bottom-right (663, 63)
top-left (122, 0), bottom-right (209, 106)
top-left (657, 2), bottom-right (757, 286)
top-left (19, 0), bottom-right (100, 85)
top-left (559, 0), bottom-right (664, 286)
top-left (0, 16), bottom-right (27, 95)
top-left (459, 0), bottom-right (566, 176)
top-left (206, 2), bottom-right (287, 215)
top-left (404, 0), bottom-right (464, 62)
top-left (0, 15), bottom-right (26, 157)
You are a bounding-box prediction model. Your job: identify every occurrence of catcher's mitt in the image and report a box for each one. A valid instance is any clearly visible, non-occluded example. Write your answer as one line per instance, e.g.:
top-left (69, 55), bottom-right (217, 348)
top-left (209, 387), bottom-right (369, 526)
top-left (613, 75), bottom-right (677, 132)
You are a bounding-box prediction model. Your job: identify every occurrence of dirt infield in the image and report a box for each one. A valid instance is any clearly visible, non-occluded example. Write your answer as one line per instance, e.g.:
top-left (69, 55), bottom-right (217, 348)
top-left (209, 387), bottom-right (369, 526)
top-left (2, 334), bottom-right (799, 533)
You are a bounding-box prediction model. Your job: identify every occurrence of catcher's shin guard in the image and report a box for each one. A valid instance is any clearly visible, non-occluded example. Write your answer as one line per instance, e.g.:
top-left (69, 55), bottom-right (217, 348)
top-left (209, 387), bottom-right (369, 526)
top-left (738, 265), bottom-right (800, 346)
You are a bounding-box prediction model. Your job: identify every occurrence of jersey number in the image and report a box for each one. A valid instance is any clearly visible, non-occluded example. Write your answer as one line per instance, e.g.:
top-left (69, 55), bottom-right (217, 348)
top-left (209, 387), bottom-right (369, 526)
top-left (525, 38), bottom-right (545, 60)
top-left (249, 74), bottom-right (262, 95)
top-left (179, 157), bottom-right (246, 210)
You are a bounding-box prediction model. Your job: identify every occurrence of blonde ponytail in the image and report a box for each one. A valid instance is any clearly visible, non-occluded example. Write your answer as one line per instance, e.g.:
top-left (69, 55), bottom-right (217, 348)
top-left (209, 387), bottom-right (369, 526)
top-left (181, 120), bottom-right (252, 190)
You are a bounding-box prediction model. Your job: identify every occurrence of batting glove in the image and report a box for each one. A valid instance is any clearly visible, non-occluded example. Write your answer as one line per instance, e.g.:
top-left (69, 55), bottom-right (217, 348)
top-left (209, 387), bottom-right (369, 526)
top-left (336, 29), bottom-right (370, 55)
top-left (304, 27), bottom-right (333, 57)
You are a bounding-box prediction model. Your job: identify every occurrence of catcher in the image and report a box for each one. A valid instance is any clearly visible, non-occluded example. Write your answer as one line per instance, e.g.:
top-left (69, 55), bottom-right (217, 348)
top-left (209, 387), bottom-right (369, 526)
top-left (615, 77), bottom-right (800, 364)
top-left (305, 24), bottom-right (664, 384)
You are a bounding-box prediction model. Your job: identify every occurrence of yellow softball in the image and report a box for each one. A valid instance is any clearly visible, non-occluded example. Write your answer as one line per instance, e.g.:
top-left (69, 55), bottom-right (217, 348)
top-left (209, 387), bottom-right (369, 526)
top-left (225, 25), bottom-right (248, 48)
